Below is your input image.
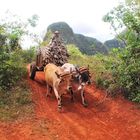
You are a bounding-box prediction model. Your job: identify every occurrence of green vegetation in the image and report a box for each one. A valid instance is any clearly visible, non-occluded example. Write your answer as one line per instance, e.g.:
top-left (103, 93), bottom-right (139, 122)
top-left (21, 47), bottom-right (36, 63)
top-left (0, 81), bottom-right (33, 121)
top-left (0, 13), bottom-right (37, 120)
top-left (103, 0), bottom-right (140, 102)
top-left (68, 1), bottom-right (140, 103)
top-left (0, 13), bottom-right (37, 91)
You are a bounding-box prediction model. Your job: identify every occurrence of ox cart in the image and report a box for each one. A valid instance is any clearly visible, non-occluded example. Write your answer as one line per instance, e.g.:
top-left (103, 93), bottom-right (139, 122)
top-left (29, 31), bottom-right (92, 109)
top-left (29, 43), bottom-right (69, 80)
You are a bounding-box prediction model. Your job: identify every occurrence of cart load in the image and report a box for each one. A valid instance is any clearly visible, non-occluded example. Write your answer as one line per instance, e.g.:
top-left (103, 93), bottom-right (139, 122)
top-left (29, 31), bottom-right (69, 80)
top-left (36, 44), bottom-right (69, 67)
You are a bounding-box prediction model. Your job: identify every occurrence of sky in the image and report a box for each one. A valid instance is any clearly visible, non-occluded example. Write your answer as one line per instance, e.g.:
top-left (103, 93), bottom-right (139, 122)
top-left (0, 0), bottom-right (124, 49)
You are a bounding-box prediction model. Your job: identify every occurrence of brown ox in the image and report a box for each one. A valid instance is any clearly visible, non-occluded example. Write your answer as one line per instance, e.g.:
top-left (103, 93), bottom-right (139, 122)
top-left (44, 63), bottom-right (73, 110)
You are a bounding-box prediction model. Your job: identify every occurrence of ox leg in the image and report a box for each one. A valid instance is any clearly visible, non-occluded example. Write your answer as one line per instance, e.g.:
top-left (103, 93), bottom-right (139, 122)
top-left (54, 88), bottom-right (62, 110)
top-left (49, 86), bottom-right (53, 95)
top-left (81, 89), bottom-right (88, 107)
top-left (46, 84), bottom-right (49, 97)
top-left (46, 84), bottom-right (52, 97)
top-left (69, 87), bottom-right (74, 102)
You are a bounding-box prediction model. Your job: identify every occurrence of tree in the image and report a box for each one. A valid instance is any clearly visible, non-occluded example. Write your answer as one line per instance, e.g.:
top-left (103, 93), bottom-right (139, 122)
top-left (0, 12), bottom-right (39, 52)
top-left (103, 2), bottom-right (140, 45)
top-left (103, 2), bottom-right (140, 102)
top-left (125, 0), bottom-right (140, 6)
top-left (0, 12), bottom-right (39, 90)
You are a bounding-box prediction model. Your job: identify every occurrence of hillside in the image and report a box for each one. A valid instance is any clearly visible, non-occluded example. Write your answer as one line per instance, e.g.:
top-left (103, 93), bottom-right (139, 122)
top-left (104, 39), bottom-right (125, 49)
top-left (43, 22), bottom-right (124, 55)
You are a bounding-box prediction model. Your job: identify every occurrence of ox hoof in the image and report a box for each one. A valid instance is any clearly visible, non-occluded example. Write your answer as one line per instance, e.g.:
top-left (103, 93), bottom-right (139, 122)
top-left (57, 105), bottom-right (62, 112)
top-left (46, 94), bottom-right (50, 97)
top-left (58, 107), bottom-right (63, 113)
top-left (83, 102), bottom-right (88, 107)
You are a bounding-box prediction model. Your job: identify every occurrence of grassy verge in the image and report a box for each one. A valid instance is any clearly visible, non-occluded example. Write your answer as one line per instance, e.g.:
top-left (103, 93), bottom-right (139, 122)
top-left (0, 80), bottom-right (34, 121)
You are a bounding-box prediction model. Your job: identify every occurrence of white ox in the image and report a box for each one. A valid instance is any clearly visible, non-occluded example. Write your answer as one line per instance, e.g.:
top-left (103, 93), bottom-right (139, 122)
top-left (62, 63), bottom-right (91, 107)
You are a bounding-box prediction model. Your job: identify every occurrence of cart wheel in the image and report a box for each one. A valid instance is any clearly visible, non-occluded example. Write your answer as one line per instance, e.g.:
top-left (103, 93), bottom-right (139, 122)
top-left (29, 63), bottom-right (37, 80)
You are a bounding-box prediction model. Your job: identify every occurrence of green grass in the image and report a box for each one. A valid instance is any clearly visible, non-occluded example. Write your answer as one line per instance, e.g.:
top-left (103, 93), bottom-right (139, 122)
top-left (0, 80), bottom-right (34, 121)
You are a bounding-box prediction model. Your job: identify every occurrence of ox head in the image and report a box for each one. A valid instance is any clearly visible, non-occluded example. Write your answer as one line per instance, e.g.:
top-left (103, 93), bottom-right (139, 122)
top-left (75, 66), bottom-right (91, 86)
top-left (55, 71), bottom-right (72, 92)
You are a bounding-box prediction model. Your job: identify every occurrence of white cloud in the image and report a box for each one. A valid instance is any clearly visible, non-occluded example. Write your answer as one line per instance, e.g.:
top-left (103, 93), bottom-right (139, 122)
top-left (0, 0), bottom-right (124, 49)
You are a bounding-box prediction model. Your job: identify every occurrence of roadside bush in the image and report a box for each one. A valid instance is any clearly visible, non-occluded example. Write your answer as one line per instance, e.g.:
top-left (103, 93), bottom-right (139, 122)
top-left (92, 46), bottom-right (140, 102)
top-left (21, 46), bottom-right (36, 63)
top-left (0, 49), bottom-right (26, 91)
top-left (87, 52), bottom-right (121, 93)
top-left (103, 2), bottom-right (140, 102)
top-left (0, 13), bottom-right (38, 91)
top-left (117, 43), bottom-right (140, 102)
top-left (67, 44), bottom-right (86, 64)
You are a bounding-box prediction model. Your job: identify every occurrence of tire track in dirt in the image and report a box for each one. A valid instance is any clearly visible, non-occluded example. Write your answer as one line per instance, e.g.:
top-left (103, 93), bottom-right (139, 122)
top-left (27, 65), bottom-right (140, 140)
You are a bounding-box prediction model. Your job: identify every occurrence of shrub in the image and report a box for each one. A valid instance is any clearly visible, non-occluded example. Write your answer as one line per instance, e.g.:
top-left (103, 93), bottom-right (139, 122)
top-left (117, 43), bottom-right (140, 102)
top-left (21, 46), bottom-right (36, 63)
top-left (0, 49), bottom-right (26, 91)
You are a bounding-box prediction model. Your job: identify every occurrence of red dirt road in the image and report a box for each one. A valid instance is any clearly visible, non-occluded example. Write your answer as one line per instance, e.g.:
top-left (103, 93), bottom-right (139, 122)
top-left (0, 65), bottom-right (140, 140)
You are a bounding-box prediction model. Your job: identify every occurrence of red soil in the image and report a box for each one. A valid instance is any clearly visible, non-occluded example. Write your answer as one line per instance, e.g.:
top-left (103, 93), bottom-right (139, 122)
top-left (0, 65), bottom-right (140, 140)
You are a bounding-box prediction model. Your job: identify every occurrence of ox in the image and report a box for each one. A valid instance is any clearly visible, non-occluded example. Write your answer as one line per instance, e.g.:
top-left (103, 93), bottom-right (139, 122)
top-left (44, 63), bottom-right (73, 110)
top-left (62, 63), bottom-right (91, 107)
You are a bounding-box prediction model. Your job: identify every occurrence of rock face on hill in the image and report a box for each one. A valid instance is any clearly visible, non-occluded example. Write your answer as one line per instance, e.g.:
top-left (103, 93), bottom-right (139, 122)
top-left (43, 22), bottom-right (124, 55)
top-left (46, 22), bottom-right (75, 44)
top-left (104, 39), bottom-right (125, 50)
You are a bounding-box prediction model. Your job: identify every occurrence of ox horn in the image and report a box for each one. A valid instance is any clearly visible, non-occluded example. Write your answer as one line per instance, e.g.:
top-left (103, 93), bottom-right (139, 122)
top-left (79, 67), bottom-right (87, 72)
top-left (75, 67), bottom-right (80, 73)
top-left (55, 71), bottom-right (60, 78)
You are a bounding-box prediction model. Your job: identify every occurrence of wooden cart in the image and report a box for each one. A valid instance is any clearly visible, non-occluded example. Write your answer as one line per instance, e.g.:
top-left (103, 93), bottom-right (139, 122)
top-left (29, 44), bottom-right (69, 80)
